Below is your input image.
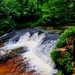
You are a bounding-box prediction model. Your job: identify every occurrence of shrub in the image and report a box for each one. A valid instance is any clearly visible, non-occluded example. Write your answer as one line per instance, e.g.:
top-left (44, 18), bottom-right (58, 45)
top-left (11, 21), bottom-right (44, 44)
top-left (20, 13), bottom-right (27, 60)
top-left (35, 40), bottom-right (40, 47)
top-left (51, 49), bottom-right (74, 74)
top-left (57, 70), bottom-right (64, 75)
top-left (50, 49), bottom-right (60, 62)
top-left (0, 19), bottom-right (16, 35)
top-left (56, 26), bottom-right (75, 48)
top-left (58, 51), bottom-right (73, 73)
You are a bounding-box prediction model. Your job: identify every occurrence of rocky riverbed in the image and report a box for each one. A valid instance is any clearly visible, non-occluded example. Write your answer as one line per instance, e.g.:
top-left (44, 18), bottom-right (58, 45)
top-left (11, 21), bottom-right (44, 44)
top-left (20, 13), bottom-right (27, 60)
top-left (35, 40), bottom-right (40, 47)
top-left (0, 42), bottom-right (37, 75)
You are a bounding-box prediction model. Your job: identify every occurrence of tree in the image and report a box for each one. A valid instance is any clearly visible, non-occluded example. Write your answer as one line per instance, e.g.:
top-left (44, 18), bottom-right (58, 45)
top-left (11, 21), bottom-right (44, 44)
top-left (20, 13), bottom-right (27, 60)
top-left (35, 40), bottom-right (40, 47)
top-left (41, 0), bottom-right (75, 25)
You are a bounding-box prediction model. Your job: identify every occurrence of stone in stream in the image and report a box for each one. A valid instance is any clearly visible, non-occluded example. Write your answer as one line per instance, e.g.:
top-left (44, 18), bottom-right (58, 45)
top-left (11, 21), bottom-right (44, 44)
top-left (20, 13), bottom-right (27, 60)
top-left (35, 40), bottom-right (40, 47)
top-left (0, 57), bottom-right (36, 75)
top-left (0, 47), bottom-right (26, 64)
top-left (0, 53), bottom-right (18, 63)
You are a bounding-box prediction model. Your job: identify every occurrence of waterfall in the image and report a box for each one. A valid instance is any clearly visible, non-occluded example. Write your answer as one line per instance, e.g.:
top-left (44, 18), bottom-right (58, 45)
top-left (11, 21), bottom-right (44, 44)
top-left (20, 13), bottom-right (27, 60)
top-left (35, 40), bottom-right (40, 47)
top-left (0, 29), bottom-right (59, 75)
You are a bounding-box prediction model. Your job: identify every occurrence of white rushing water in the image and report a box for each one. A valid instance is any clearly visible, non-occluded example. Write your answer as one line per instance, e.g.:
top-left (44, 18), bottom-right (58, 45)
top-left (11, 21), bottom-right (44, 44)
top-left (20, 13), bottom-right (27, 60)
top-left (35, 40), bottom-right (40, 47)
top-left (0, 30), bottom-right (59, 75)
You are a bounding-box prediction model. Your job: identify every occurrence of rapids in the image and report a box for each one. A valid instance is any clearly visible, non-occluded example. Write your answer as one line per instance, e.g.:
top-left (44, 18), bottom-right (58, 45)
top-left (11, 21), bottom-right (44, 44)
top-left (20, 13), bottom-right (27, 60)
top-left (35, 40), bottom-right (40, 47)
top-left (0, 29), bottom-right (59, 75)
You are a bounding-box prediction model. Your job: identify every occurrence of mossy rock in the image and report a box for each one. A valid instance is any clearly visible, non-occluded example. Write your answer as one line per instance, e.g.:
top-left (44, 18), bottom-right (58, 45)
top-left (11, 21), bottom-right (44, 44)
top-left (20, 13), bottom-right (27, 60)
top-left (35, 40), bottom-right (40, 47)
top-left (56, 26), bottom-right (75, 48)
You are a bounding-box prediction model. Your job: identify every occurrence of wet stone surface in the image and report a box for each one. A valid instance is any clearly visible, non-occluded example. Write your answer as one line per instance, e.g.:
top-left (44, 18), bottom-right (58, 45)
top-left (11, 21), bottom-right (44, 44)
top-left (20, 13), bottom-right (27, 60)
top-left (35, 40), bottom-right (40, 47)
top-left (0, 57), bottom-right (36, 75)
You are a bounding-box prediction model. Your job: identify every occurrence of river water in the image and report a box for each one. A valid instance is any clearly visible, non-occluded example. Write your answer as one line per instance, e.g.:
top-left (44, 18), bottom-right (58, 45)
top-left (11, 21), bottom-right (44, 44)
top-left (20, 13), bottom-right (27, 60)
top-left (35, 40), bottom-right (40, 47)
top-left (0, 29), bottom-right (59, 75)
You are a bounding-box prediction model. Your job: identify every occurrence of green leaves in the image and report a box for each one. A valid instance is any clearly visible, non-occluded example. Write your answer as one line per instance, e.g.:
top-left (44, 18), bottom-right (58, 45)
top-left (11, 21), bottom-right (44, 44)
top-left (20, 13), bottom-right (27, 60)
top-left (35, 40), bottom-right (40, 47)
top-left (41, 0), bottom-right (75, 24)
top-left (51, 49), bottom-right (60, 62)
top-left (0, 0), bottom-right (75, 35)
top-left (57, 70), bottom-right (64, 75)
top-left (56, 26), bottom-right (75, 48)
top-left (51, 49), bottom-right (74, 74)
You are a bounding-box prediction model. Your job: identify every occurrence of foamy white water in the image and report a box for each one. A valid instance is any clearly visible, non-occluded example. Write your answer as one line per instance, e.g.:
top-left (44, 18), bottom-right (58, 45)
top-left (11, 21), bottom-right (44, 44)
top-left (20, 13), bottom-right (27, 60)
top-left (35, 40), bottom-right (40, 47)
top-left (0, 30), bottom-right (59, 75)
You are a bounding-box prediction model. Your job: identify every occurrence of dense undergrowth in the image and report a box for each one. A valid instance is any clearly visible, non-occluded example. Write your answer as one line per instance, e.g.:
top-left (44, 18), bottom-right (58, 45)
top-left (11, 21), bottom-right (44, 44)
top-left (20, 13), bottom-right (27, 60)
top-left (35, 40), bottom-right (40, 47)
top-left (51, 50), bottom-right (74, 75)
top-left (56, 26), bottom-right (75, 48)
top-left (51, 26), bottom-right (75, 75)
top-left (0, 0), bottom-right (75, 35)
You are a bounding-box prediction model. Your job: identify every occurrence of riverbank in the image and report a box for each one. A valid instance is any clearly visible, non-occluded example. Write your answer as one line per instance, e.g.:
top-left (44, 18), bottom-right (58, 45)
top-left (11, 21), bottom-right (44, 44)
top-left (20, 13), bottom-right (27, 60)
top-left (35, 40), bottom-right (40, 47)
top-left (0, 26), bottom-right (70, 36)
top-left (51, 26), bottom-right (75, 75)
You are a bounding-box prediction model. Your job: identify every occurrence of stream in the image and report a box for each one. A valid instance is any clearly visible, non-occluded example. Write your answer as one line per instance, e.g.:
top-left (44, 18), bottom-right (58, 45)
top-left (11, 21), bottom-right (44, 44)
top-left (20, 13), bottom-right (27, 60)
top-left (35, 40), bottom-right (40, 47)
top-left (0, 28), bottom-right (59, 75)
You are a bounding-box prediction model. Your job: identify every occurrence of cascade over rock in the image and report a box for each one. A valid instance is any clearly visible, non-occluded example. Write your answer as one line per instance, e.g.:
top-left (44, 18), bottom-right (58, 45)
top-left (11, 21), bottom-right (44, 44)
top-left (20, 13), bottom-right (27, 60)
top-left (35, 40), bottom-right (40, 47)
top-left (0, 29), bottom-right (59, 75)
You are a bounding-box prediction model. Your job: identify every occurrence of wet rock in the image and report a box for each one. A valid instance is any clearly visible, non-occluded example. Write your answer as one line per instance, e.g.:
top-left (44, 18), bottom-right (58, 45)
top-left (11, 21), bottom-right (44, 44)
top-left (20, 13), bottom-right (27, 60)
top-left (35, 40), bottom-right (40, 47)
top-left (0, 52), bottom-right (18, 63)
top-left (0, 57), bottom-right (36, 75)
top-left (0, 47), bottom-right (28, 64)
top-left (0, 43), bottom-right (5, 47)
top-left (12, 47), bottom-right (28, 54)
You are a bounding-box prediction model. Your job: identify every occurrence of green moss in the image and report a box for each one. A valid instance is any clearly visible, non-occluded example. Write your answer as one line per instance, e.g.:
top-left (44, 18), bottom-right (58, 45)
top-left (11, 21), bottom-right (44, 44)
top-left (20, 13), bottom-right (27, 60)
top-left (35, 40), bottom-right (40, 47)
top-left (51, 26), bottom-right (75, 75)
top-left (51, 49), bottom-right (74, 74)
top-left (51, 49), bottom-right (60, 62)
top-left (56, 26), bottom-right (75, 48)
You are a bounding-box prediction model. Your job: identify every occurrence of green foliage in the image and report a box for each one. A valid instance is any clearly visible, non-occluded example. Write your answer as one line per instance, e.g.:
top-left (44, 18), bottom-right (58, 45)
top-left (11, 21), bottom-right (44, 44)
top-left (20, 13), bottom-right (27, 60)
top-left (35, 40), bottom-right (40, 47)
top-left (51, 49), bottom-right (74, 74)
top-left (0, 19), bottom-right (16, 35)
top-left (56, 26), bottom-right (75, 48)
top-left (57, 70), bottom-right (64, 75)
top-left (0, 0), bottom-right (41, 35)
top-left (0, 0), bottom-right (75, 35)
top-left (58, 51), bottom-right (73, 73)
top-left (42, 0), bottom-right (75, 25)
top-left (51, 26), bottom-right (75, 74)
top-left (51, 49), bottom-right (60, 62)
